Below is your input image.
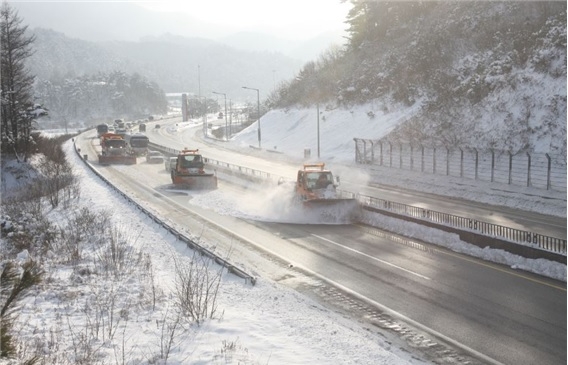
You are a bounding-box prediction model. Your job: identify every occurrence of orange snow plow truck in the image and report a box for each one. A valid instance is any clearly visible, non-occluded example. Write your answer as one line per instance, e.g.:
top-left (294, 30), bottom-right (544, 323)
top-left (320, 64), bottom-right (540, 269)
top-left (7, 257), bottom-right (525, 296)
top-left (170, 148), bottom-right (217, 189)
top-left (294, 163), bottom-right (358, 209)
top-left (98, 133), bottom-right (136, 165)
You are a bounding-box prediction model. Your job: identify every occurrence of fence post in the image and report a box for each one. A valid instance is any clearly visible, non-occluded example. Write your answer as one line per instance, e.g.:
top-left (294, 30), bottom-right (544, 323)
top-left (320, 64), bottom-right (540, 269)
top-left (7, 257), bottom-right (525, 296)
top-left (433, 147), bottom-right (437, 174)
top-left (491, 149), bottom-right (495, 182)
top-left (421, 145), bottom-right (425, 172)
top-left (410, 145), bottom-right (414, 170)
top-left (526, 152), bottom-right (531, 187)
top-left (546, 153), bottom-right (551, 190)
top-left (474, 148), bottom-right (479, 180)
top-left (353, 138), bottom-right (360, 163)
top-left (460, 148), bottom-right (464, 177)
top-left (389, 142), bottom-right (393, 167)
top-left (363, 139), bottom-right (368, 164)
top-left (446, 147), bottom-right (450, 176)
top-left (508, 151), bottom-right (513, 185)
top-left (370, 140), bottom-right (374, 163)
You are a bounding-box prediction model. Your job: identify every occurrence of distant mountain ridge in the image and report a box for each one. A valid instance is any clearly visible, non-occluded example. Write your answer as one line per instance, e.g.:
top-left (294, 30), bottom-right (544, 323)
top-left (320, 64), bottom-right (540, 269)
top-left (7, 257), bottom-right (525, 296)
top-left (12, 0), bottom-right (344, 60)
top-left (26, 28), bottom-right (303, 100)
top-left (218, 30), bottom-right (347, 61)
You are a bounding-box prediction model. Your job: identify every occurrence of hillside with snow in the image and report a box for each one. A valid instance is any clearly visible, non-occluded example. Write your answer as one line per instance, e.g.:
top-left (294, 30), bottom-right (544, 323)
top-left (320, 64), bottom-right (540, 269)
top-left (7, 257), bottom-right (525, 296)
top-left (269, 2), bottom-right (566, 156)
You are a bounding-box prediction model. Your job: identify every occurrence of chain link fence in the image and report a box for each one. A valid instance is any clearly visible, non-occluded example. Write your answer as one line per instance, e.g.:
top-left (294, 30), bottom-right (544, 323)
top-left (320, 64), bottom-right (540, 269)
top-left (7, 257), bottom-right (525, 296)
top-left (354, 139), bottom-right (567, 192)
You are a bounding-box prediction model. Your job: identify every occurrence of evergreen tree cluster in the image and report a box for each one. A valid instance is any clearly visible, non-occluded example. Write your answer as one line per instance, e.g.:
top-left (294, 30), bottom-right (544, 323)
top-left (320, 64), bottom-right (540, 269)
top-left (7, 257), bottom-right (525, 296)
top-left (34, 70), bottom-right (168, 123)
top-left (0, 2), bottom-right (38, 160)
top-left (271, 1), bottom-right (566, 109)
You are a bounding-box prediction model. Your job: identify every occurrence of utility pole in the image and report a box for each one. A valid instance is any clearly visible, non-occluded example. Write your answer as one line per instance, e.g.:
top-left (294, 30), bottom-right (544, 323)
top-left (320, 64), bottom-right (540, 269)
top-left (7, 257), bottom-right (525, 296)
top-left (317, 103), bottom-right (320, 158)
top-left (212, 91), bottom-right (228, 141)
top-left (242, 86), bottom-right (261, 149)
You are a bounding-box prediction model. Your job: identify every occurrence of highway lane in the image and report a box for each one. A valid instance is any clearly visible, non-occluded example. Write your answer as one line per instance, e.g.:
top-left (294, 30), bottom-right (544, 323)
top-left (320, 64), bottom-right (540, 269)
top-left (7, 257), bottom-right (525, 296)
top-left (145, 119), bottom-right (567, 241)
top-left (256, 222), bottom-right (566, 365)
top-left (76, 130), bottom-right (566, 365)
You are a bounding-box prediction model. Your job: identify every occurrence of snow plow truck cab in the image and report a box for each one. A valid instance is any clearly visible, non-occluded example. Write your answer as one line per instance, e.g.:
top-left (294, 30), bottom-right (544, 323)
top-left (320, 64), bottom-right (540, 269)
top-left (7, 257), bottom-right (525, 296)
top-left (98, 133), bottom-right (136, 165)
top-left (296, 163), bottom-right (338, 202)
top-left (293, 163), bottom-right (359, 210)
top-left (170, 148), bottom-right (217, 189)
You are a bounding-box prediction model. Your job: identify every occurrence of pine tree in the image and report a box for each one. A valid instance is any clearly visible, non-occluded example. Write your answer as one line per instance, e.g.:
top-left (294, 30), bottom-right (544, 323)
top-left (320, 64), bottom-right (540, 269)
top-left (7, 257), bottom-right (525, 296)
top-left (0, 1), bottom-right (36, 161)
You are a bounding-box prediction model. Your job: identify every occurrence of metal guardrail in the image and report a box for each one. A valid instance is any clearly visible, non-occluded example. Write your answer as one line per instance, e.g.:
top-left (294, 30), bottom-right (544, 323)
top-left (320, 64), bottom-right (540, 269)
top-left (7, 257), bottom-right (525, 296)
top-left (148, 141), bottom-right (567, 256)
top-left (148, 142), bottom-right (282, 182)
top-left (75, 139), bottom-right (256, 285)
top-left (356, 194), bottom-right (567, 255)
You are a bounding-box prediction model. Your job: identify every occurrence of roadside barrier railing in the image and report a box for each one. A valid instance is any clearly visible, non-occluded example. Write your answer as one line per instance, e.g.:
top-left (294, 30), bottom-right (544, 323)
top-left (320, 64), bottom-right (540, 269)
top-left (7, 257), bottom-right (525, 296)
top-left (356, 194), bottom-right (566, 255)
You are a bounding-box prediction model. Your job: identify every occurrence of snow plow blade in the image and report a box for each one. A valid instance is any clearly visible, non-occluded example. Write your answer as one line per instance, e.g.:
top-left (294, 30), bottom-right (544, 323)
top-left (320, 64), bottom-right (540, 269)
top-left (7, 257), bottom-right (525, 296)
top-left (302, 198), bottom-right (358, 208)
top-left (304, 198), bottom-right (357, 205)
top-left (98, 155), bottom-right (137, 165)
top-left (302, 198), bottom-right (360, 223)
top-left (171, 174), bottom-right (218, 190)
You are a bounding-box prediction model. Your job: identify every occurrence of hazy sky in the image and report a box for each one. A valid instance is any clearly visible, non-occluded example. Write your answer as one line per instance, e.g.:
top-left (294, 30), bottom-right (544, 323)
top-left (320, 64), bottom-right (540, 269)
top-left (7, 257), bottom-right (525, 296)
top-left (139, 0), bottom-right (351, 40)
top-left (11, 0), bottom-right (352, 42)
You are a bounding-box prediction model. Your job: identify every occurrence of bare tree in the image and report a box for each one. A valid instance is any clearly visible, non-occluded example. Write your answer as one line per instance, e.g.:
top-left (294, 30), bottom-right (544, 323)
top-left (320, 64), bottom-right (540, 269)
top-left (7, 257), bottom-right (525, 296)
top-left (0, 1), bottom-right (36, 161)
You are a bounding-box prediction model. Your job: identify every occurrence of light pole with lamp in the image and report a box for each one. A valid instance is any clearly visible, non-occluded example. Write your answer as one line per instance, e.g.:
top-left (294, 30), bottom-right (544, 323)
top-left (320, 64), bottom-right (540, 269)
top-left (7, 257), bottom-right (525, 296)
top-left (212, 91), bottom-right (228, 141)
top-left (242, 86), bottom-right (261, 149)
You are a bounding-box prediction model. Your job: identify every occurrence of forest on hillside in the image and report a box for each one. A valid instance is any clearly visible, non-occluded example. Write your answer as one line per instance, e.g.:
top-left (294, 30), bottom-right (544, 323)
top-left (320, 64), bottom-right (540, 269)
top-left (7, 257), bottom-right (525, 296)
top-left (33, 70), bottom-right (168, 126)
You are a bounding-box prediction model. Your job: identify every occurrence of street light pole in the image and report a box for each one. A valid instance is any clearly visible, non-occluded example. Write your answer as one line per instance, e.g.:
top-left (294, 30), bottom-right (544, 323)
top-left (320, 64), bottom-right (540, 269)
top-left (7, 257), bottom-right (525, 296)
top-left (242, 86), bottom-right (261, 149)
top-left (212, 91), bottom-right (228, 141)
top-left (317, 102), bottom-right (320, 158)
top-left (198, 65), bottom-right (206, 137)
top-left (201, 95), bottom-right (207, 138)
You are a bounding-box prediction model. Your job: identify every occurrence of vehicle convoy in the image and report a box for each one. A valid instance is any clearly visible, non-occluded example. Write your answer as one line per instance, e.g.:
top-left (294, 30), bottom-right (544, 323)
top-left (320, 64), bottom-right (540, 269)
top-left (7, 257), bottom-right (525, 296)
top-left (114, 119), bottom-right (125, 129)
top-left (96, 124), bottom-right (109, 137)
top-left (284, 163), bottom-right (359, 220)
top-left (170, 148), bottom-right (217, 189)
top-left (124, 133), bottom-right (149, 156)
top-left (98, 133), bottom-right (137, 165)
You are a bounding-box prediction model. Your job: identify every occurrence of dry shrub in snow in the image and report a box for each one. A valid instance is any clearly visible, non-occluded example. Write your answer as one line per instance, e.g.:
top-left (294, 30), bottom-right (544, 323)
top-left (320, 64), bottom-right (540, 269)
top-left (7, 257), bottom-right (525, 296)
top-left (174, 251), bottom-right (223, 325)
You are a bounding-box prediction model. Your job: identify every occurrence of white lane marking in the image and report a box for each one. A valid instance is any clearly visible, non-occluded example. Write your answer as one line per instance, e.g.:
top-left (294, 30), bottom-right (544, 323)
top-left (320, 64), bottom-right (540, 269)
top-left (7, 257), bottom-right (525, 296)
top-left (312, 234), bottom-right (431, 281)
